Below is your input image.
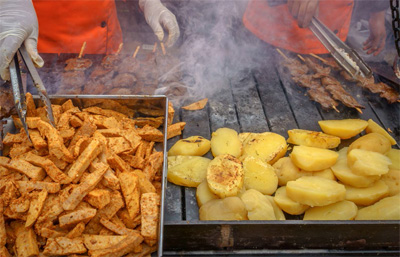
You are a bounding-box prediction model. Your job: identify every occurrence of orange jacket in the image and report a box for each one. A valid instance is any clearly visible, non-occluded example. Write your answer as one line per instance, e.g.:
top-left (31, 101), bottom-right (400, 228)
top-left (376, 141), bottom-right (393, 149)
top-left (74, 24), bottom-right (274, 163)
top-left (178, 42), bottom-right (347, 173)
top-left (33, 0), bottom-right (123, 54)
top-left (243, 0), bottom-right (354, 54)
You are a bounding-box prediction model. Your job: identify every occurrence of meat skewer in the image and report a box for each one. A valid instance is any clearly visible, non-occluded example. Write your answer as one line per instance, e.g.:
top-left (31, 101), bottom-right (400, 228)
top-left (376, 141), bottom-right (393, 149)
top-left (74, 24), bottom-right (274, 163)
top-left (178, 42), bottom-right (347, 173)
top-left (310, 54), bottom-right (400, 103)
top-left (299, 55), bottom-right (364, 113)
top-left (276, 49), bottom-right (339, 112)
top-left (64, 42), bottom-right (93, 71)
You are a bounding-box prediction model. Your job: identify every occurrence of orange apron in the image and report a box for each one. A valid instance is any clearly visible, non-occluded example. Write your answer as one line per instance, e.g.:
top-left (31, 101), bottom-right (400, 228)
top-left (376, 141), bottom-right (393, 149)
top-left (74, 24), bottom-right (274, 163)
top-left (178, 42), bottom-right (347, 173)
top-left (33, 0), bottom-right (123, 54)
top-left (243, 0), bottom-right (354, 54)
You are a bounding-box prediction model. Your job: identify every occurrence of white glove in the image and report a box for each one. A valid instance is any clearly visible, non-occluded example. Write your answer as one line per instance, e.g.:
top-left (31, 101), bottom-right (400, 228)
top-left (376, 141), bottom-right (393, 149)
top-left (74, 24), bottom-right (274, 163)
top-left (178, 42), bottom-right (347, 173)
top-left (139, 0), bottom-right (180, 47)
top-left (0, 0), bottom-right (43, 81)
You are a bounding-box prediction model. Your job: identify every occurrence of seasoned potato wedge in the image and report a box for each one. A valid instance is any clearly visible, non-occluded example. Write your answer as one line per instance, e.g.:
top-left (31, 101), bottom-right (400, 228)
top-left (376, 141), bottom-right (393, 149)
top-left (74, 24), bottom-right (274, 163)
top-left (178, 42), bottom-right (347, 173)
top-left (344, 180), bottom-right (389, 206)
top-left (290, 145), bottom-right (339, 172)
top-left (386, 149), bottom-right (400, 170)
top-left (381, 169), bottom-right (400, 196)
top-left (348, 133), bottom-right (391, 155)
top-left (199, 197), bottom-right (247, 220)
top-left (287, 129), bottom-right (340, 149)
top-left (196, 180), bottom-right (219, 207)
top-left (168, 136), bottom-right (211, 156)
top-left (272, 157), bottom-right (302, 186)
top-left (303, 200), bottom-right (358, 220)
top-left (331, 147), bottom-right (380, 188)
top-left (347, 149), bottom-right (391, 176)
top-left (210, 128), bottom-right (242, 157)
top-left (243, 156), bottom-right (278, 195)
top-left (240, 189), bottom-right (276, 220)
top-left (365, 119), bottom-right (396, 145)
top-left (286, 176), bottom-right (346, 207)
top-left (318, 119), bottom-right (368, 139)
top-left (167, 156), bottom-right (211, 187)
top-left (274, 186), bottom-right (309, 215)
top-left (207, 154), bottom-right (244, 198)
top-left (355, 195), bottom-right (400, 220)
top-left (241, 132), bottom-right (287, 165)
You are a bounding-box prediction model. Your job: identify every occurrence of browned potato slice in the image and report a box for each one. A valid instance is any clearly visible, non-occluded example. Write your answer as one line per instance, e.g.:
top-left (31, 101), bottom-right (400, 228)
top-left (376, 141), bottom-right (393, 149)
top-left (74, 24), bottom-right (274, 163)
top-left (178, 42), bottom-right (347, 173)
top-left (168, 136), bottom-right (211, 156)
top-left (241, 132), bottom-right (287, 164)
top-left (167, 156), bottom-right (211, 187)
top-left (199, 197), bottom-right (247, 220)
top-left (287, 129), bottom-right (340, 149)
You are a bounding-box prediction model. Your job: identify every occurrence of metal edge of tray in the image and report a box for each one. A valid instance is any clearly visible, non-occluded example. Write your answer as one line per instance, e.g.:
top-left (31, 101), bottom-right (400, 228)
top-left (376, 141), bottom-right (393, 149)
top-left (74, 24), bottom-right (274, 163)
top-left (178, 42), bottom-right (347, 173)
top-left (1, 94), bottom-right (169, 257)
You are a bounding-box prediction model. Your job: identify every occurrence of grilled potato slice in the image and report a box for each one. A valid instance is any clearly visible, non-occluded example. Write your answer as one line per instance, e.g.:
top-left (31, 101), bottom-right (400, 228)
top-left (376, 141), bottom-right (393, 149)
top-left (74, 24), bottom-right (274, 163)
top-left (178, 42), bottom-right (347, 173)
top-left (348, 133), bottom-right (391, 155)
top-left (381, 169), bottom-right (400, 196)
top-left (243, 156), bottom-right (278, 195)
top-left (290, 145), bottom-right (339, 172)
top-left (347, 149), bottom-right (391, 176)
top-left (241, 132), bottom-right (287, 165)
top-left (265, 195), bottom-right (286, 220)
top-left (355, 195), bottom-right (400, 220)
top-left (286, 176), bottom-right (346, 207)
top-left (274, 186), bottom-right (309, 215)
top-left (386, 149), bottom-right (400, 170)
top-left (167, 156), bottom-right (211, 187)
top-left (240, 189), bottom-right (276, 220)
top-left (207, 154), bottom-right (244, 198)
top-left (318, 119), bottom-right (368, 139)
top-left (344, 180), bottom-right (389, 206)
top-left (199, 197), bottom-right (247, 221)
top-left (168, 136), bottom-right (211, 156)
top-left (210, 128), bottom-right (242, 157)
top-left (365, 119), bottom-right (396, 145)
top-left (287, 129), bottom-right (340, 149)
top-left (272, 157), bottom-right (302, 186)
top-left (196, 179), bottom-right (219, 207)
top-left (303, 200), bottom-right (358, 220)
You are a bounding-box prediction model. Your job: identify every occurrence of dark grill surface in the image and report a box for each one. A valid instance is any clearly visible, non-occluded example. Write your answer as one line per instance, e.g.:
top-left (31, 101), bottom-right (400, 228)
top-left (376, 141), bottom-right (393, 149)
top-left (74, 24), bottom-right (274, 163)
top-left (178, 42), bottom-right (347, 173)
top-left (27, 51), bottom-right (400, 256)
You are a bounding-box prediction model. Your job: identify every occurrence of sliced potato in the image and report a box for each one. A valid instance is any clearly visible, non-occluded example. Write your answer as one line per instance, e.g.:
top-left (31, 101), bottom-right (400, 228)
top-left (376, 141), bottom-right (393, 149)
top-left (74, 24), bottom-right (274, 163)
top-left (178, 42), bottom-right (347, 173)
top-left (348, 133), bottom-right (391, 155)
top-left (365, 119), bottom-right (396, 145)
top-left (286, 176), bottom-right (346, 207)
top-left (347, 149), bottom-right (391, 176)
top-left (272, 157), bottom-right (301, 186)
top-left (265, 195), bottom-right (286, 220)
top-left (311, 168), bottom-right (336, 181)
top-left (240, 189), bottom-right (276, 220)
top-left (331, 151), bottom-right (380, 188)
top-left (381, 169), bottom-right (400, 196)
top-left (199, 197), bottom-right (247, 220)
top-left (303, 200), bottom-right (358, 220)
top-left (207, 154), bottom-right (244, 198)
top-left (274, 186), bottom-right (309, 215)
top-left (243, 156), bottom-right (278, 195)
top-left (318, 119), bottom-right (368, 139)
top-left (210, 128), bottom-right (242, 157)
top-left (287, 129), bottom-right (340, 149)
top-left (167, 156), bottom-right (211, 187)
top-left (355, 195), bottom-right (400, 220)
top-left (168, 136), bottom-right (211, 156)
top-left (290, 145), bottom-right (339, 172)
top-left (196, 180), bottom-right (219, 207)
top-left (386, 149), bottom-right (400, 170)
top-left (344, 180), bottom-right (389, 206)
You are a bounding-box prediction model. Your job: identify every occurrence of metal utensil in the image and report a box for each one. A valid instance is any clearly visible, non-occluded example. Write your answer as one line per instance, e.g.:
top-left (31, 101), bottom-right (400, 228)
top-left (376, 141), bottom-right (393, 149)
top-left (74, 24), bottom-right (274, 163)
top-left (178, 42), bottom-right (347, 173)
top-left (309, 17), bottom-right (372, 78)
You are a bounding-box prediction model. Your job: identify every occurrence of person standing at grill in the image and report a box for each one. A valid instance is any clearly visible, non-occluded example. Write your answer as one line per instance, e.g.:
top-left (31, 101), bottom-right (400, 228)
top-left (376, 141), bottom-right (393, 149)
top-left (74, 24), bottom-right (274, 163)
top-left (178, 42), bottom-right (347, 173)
top-left (0, 0), bottom-right (180, 80)
top-left (242, 0), bottom-right (388, 56)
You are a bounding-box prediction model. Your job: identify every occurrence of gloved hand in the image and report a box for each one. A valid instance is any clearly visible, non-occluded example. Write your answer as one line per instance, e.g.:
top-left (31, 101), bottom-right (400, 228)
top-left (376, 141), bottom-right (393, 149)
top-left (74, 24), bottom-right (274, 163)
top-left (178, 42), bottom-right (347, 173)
top-left (363, 11), bottom-right (386, 56)
top-left (288, 0), bottom-right (319, 28)
top-left (139, 0), bottom-right (180, 47)
top-left (0, 0), bottom-right (43, 81)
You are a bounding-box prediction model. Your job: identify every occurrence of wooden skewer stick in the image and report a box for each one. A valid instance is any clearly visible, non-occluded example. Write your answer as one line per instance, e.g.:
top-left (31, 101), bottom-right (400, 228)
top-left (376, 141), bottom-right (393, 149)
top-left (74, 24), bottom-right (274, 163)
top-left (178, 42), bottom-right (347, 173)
top-left (152, 42), bottom-right (158, 53)
top-left (310, 53), bottom-right (328, 63)
top-left (160, 42), bottom-right (166, 55)
top-left (356, 107), bottom-right (363, 114)
top-left (132, 46), bottom-right (140, 58)
top-left (116, 43), bottom-right (123, 55)
top-left (332, 106), bottom-right (340, 113)
top-left (78, 42), bottom-right (86, 58)
top-left (276, 48), bottom-right (288, 60)
top-left (297, 54), bottom-right (305, 62)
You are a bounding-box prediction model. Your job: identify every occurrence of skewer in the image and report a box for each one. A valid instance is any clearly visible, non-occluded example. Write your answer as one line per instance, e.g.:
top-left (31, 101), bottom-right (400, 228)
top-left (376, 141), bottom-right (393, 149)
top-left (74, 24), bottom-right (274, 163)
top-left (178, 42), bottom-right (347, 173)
top-left (297, 54), bottom-right (305, 62)
top-left (356, 108), bottom-right (363, 114)
top-left (116, 43), bottom-right (123, 55)
top-left (310, 53), bottom-right (328, 63)
top-left (78, 42), bottom-right (86, 59)
top-left (276, 48), bottom-right (288, 60)
top-left (152, 42), bottom-right (158, 53)
top-left (132, 46), bottom-right (140, 58)
top-left (160, 42), bottom-right (166, 55)
top-left (332, 105), bottom-right (340, 113)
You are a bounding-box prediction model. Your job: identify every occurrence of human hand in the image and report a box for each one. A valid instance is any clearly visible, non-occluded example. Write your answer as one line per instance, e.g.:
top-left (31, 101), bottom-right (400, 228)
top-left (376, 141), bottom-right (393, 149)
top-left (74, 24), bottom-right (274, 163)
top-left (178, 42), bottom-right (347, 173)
top-left (363, 11), bottom-right (386, 56)
top-left (0, 0), bottom-right (43, 81)
top-left (288, 0), bottom-right (319, 28)
top-left (139, 0), bottom-right (180, 47)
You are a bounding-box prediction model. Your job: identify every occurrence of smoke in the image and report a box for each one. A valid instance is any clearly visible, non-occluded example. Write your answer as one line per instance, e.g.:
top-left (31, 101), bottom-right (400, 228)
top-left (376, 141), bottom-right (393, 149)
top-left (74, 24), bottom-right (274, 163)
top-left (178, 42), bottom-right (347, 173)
top-left (159, 0), bottom-right (268, 102)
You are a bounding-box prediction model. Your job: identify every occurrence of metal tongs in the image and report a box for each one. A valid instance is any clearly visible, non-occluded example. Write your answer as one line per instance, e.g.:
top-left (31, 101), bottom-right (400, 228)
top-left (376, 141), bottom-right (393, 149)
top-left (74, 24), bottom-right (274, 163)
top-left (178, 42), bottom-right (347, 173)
top-left (309, 17), bottom-right (372, 78)
top-left (9, 45), bottom-right (55, 138)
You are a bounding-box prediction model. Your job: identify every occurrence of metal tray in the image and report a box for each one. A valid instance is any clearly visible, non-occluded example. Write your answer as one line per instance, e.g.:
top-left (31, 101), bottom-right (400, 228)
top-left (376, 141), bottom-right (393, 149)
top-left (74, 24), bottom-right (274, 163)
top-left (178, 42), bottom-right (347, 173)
top-left (0, 95), bottom-right (169, 257)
